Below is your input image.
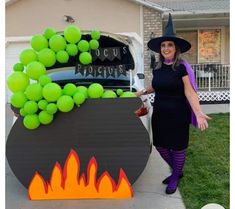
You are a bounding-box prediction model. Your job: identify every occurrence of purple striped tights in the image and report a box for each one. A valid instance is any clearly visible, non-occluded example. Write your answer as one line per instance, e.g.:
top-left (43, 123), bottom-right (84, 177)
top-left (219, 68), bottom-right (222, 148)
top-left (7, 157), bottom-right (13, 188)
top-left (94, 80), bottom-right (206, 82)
top-left (156, 147), bottom-right (186, 194)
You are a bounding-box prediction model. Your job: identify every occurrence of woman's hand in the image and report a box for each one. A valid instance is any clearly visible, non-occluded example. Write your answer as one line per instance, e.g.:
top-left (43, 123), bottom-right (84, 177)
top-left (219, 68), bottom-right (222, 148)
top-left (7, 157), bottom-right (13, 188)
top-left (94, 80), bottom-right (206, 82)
top-left (135, 91), bottom-right (143, 97)
top-left (196, 112), bottom-right (211, 131)
top-left (135, 87), bottom-right (154, 97)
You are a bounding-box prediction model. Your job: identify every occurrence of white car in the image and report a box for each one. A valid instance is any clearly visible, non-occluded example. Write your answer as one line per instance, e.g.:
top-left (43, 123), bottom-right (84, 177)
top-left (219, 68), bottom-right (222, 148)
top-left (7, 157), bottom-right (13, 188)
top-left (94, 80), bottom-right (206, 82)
top-left (48, 31), bottom-right (153, 152)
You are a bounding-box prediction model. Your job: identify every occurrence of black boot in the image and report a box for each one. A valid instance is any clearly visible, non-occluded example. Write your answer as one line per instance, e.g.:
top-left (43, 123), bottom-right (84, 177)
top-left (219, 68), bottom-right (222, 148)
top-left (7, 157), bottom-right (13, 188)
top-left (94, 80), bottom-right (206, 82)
top-left (162, 173), bottom-right (183, 185)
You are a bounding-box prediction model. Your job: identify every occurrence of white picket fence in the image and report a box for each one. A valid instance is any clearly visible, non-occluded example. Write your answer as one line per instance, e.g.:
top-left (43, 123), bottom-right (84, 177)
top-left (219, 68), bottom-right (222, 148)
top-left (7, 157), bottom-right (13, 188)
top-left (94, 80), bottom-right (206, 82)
top-left (192, 64), bottom-right (230, 91)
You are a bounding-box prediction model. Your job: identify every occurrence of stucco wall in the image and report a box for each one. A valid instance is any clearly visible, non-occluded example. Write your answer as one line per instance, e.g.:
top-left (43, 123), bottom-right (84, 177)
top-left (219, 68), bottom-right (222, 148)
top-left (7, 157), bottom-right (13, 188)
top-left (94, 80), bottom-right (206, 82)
top-left (6, 0), bottom-right (141, 36)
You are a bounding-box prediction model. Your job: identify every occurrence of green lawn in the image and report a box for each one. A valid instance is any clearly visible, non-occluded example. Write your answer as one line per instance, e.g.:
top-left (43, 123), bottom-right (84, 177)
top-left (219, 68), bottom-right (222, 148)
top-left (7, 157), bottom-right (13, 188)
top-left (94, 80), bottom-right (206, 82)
top-left (179, 113), bottom-right (229, 209)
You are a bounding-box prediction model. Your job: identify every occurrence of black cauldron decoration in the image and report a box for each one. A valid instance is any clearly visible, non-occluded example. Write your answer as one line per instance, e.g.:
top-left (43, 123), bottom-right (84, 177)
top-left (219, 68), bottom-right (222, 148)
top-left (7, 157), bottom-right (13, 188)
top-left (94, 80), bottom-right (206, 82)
top-left (6, 98), bottom-right (150, 199)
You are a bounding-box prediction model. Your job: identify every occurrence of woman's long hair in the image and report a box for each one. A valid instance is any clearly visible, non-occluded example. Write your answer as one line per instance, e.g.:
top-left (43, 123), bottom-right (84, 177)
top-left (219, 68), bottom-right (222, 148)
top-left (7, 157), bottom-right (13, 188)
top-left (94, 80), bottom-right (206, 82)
top-left (155, 44), bottom-right (182, 70)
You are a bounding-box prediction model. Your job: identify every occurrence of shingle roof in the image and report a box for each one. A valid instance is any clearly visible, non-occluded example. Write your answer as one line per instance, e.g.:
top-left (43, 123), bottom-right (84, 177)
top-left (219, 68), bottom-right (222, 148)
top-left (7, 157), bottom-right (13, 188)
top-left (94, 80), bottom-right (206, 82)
top-left (146, 0), bottom-right (229, 12)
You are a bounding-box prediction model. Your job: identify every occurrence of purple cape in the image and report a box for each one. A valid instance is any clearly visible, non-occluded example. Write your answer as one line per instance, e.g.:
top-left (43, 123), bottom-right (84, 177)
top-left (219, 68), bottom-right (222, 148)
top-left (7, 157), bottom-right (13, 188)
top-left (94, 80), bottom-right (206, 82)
top-left (180, 60), bottom-right (198, 128)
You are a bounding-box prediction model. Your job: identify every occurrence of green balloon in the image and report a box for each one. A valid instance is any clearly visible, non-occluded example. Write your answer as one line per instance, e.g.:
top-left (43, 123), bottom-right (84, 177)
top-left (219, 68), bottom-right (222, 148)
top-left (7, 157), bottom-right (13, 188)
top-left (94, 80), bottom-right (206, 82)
top-left (23, 114), bottom-right (40, 129)
top-left (49, 35), bottom-right (66, 52)
top-left (39, 75), bottom-right (52, 86)
top-left (24, 101), bottom-right (38, 114)
top-left (79, 52), bottom-right (92, 65)
top-left (56, 50), bottom-right (69, 63)
top-left (88, 83), bottom-right (104, 98)
top-left (10, 92), bottom-right (28, 108)
top-left (66, 44), bottom-right (78, 56)
top-left (20, 108), bottom-right (27, 117)
top-left (57, 95), bottom-right (74, 112)
top-left (116, 89), bottom-right (123, 96)
top-left (43, 27), bottom-right (56, 39)
top-left (120, 91), bottom-right (137, 98)
top-left (64, 25), bottom-right (81, 44)
top-left (38, 111), bottom-right (53, 125)
top-left (31, 34), bottom-right (48, 51)
top-left (91, 30), bottom-right (101, 40)
top-left (76, 86), bottom-right (88, 98)
top-left (26, 61), bottom-right (46, 80)
top-left (102, 90), bottom-right (117, 98)
top-left (77, 40), bottom-right (90, 52)
top-left (46, 103), bottom-right (57, 114)
top-left (13, 63), bottom-right (24, 72)
top-left (25, 83), bottom-right (43, 101)
top-left (73, 92), bottom-right (86, 106)
top-left (19, 49), bottom-right (37, 66)
top-left (42, 82), bottom-right (62, 102)
top-left (63, 83), bottom-right (77, 96)
top-left (38, 48), bottom-right (56, 67)
top-left (38, 99), bottom-right (48, 110)
top-left (7, 72), bottom-right (29, 93)
top-left (89, 39), bottom-right (99, 50)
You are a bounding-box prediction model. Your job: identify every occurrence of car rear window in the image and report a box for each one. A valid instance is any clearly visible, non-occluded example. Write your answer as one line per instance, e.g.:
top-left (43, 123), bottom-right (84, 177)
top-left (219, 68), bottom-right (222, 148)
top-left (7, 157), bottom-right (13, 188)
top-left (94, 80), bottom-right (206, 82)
top-left (47, 67), bottom-right (132, 90)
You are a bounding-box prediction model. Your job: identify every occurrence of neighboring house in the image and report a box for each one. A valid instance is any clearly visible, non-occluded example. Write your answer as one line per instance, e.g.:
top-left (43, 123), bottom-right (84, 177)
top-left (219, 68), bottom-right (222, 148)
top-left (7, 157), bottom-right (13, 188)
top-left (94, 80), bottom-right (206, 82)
top-left (5, 0), bottom-right (230, 103)
top-left (137, 0), bottom-right (230, 103)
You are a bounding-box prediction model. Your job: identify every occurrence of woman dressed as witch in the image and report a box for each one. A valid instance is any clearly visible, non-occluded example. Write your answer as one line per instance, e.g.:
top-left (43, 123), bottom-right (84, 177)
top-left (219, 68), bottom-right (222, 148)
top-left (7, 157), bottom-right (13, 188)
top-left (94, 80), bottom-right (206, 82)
top-left (136, 14), bottom-right (211, 194)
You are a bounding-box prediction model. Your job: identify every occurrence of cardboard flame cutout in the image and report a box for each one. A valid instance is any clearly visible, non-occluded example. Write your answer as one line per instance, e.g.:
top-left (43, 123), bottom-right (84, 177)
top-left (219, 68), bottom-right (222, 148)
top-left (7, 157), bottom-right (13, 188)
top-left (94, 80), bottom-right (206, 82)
top-left (28, 149), bottom-right (133, 200)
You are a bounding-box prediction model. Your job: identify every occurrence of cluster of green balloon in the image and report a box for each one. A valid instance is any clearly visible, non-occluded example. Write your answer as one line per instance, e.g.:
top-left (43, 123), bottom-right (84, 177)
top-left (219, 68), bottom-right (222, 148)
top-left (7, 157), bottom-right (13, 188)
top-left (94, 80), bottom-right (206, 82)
top-left (18, 26), bottom-right (100, 68)
top-left (8, 78), bottom-right (87, 130)
top-left (44, 26), bottom-right (100, 65)
top-left (87, 83), bottom-right (136, 99)
top-left (6, 25), bottom-right (135, 130)
top-left (7, 25), bottom-right (101, 130)
top-left (8, 73), bottom-right (136, 130)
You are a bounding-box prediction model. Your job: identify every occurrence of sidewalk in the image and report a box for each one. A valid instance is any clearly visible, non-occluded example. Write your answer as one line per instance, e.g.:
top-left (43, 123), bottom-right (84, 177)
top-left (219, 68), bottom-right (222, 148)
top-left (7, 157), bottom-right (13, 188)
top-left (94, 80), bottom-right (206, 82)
top-left (201, 103), bottom-right (230, 114)
top-left (5, 103), bottom-right (229, 209)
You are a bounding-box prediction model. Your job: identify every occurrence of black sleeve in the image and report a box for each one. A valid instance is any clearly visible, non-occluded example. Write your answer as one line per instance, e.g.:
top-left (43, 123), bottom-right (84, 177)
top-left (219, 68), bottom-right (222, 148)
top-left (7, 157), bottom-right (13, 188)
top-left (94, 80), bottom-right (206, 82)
top-left (179, 64), bottom-right (188, 77)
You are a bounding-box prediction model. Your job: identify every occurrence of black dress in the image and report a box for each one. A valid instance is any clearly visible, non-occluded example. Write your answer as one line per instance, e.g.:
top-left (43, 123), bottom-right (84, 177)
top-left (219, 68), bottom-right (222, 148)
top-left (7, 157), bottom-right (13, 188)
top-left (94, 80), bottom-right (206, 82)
top-left (151, 63), bottom-right (191, 150)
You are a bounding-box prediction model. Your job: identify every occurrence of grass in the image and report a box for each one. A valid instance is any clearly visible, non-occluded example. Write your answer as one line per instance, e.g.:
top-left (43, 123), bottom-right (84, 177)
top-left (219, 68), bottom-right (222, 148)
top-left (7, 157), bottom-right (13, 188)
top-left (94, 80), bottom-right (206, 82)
top-left (179, 113), bottom-right (229, 209)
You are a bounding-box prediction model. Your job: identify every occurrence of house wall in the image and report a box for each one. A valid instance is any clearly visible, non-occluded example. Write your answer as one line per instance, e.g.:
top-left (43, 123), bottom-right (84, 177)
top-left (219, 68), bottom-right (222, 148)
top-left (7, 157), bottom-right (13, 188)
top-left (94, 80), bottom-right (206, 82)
top-left (224, 26), bottom-right (230, 64)
top-left (6, 0), bottom-right (141, 36)
top-left (143, 6), bottom-right (162, 87)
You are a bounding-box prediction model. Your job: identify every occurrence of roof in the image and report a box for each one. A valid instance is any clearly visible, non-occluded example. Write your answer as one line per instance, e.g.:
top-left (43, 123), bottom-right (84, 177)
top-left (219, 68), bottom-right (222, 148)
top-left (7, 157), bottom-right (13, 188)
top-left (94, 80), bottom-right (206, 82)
top-left (130, 0), bottom-right (229, 27)
top-left (129, 0), bottom-right (229, 15)
top-left (128, 0), bottom-right (172, 12)
top-left (149, 0), bottom-right (229, 12)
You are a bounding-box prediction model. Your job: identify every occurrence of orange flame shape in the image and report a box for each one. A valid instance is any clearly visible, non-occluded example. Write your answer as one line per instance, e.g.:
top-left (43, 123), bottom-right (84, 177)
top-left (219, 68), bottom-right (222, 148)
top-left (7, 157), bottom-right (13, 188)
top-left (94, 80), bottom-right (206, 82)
top-left (28, 149), bottom-right (133, 200)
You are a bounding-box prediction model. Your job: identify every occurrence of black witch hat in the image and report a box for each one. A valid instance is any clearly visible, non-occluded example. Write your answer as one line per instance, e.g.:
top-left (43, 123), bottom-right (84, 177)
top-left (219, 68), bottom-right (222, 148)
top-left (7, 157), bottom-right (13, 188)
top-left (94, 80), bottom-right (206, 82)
top-left (147, 13), bottom-right (191, 53)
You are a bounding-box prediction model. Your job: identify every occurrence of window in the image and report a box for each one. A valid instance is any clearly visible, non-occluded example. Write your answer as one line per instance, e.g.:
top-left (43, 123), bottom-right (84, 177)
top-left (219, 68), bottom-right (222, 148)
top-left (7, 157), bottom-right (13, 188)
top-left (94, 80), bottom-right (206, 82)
top-left (177, 30), bottom-right (197, 64)
top-left (177, 29), bottom-right (221, 64)
top-left (198, 29), bottom-right (221, 63)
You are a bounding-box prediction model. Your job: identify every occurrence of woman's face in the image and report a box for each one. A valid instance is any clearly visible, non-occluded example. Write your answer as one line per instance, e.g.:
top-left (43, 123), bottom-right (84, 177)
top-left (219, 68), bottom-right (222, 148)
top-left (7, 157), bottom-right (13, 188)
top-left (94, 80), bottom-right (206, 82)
top-left (160, 41), bottom-right (176, 60)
